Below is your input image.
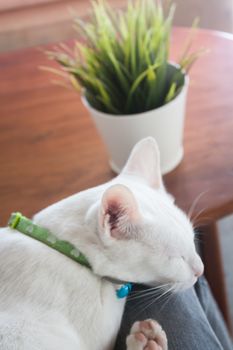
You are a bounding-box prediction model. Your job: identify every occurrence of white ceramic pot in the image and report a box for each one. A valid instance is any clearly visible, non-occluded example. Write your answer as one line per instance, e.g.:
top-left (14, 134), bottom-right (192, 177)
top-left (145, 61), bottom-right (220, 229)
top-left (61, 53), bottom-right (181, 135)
top-left (83, 75), bottom-right (189, 175)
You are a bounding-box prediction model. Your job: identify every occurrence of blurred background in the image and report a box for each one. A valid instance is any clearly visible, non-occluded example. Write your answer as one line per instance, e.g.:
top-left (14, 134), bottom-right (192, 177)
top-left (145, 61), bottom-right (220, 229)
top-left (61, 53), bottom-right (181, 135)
top-left (0, 0), bottom-right (233, 53)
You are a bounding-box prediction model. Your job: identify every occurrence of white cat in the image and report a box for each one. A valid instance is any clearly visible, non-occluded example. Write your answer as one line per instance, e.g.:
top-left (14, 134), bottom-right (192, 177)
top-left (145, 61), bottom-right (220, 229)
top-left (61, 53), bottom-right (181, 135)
top-left (0, 137), bottom-right (203, 350)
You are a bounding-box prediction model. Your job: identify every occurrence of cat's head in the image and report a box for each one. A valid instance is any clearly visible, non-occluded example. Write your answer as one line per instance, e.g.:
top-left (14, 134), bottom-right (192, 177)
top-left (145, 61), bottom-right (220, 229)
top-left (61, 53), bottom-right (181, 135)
top-left (88, 137), bottom-right (204, 291)
top-left (35, 137), bottom-right (204, 292)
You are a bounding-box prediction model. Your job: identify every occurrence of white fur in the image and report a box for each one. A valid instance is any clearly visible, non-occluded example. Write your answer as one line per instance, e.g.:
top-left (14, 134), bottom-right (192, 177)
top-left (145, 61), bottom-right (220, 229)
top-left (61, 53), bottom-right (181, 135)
top-left (0, 138), bottom-right (203, 349)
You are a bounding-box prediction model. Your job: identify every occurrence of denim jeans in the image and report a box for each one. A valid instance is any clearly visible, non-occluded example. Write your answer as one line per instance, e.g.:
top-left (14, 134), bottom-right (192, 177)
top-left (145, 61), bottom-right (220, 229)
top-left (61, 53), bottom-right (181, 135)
top-left (115, 276), bottom-right (233, 350)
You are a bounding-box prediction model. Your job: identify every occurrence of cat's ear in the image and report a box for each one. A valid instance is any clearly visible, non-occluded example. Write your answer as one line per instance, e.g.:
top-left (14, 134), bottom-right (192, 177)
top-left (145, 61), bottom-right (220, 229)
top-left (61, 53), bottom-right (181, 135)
top-left (99, 184), bottom-right (140, 240)
top-left (121, 137), bottom-right (162, 189)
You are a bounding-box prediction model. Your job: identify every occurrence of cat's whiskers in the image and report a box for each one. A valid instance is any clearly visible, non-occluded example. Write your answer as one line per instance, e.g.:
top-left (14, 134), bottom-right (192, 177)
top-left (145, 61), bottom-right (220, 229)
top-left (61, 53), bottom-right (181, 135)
top-left (157, 289), bottom-right (176, 314)
top-left (194, 237), bottom-right (204, 246)
top-left (127, 284), bottom-right (171, 301)
top-left (128, 283), bottom-right (171, 297)
top-left (128, 290), bottom-right (163, 312)
top-left (133, 285), bottom-right (175, 318)
top-left (127, 285), bottom-right (172, 314)
top-left (130, 285), bottom-right (164, 295)
top-left (194, 230), bottom-right (205, 243)
top-left (193, 229), bottom-right (204, 245)
top-left (127, 288), bottom-right (166, 302)
top-left (192, 215), bottom-right (212, 229)
top-left (188, 190), bottom-right (209, 221)
top-left (191, 208), bottom-right (211, 228)
top-left (138, 286), bottom-right (174, 317)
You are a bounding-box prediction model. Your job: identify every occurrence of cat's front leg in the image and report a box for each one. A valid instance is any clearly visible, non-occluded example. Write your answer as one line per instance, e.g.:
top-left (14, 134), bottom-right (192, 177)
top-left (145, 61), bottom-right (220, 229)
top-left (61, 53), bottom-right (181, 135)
top-left (126, 319), bottom-right (168, 350)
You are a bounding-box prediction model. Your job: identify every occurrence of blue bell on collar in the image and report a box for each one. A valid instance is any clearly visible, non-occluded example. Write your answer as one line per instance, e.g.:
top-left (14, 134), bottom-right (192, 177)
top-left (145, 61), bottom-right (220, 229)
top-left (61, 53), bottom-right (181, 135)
top-left (116, 283), bottom-right (132, 298)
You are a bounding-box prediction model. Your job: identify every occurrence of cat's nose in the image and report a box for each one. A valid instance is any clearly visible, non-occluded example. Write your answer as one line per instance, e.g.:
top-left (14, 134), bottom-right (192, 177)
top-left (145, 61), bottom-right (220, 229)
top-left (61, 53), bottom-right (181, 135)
top-left (191, 256), bottom-right (204, 278)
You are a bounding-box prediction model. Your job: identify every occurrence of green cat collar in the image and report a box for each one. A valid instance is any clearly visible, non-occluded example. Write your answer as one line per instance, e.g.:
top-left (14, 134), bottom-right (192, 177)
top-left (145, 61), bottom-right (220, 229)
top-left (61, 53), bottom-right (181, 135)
top-left (7, 212), bottom-right (132, 299)
top-left (8, 212), bottom-right (91, 268)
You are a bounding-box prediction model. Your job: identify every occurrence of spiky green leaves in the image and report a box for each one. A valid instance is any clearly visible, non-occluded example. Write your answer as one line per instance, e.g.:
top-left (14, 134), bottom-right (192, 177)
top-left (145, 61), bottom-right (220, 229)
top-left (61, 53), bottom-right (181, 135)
top-left (47, 0), bottom-right (201, 115)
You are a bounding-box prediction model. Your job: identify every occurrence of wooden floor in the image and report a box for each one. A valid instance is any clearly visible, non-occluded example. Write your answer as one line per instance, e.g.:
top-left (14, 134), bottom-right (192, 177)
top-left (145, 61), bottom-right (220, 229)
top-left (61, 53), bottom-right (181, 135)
top-left (0, 0), bottom-right (233, 52)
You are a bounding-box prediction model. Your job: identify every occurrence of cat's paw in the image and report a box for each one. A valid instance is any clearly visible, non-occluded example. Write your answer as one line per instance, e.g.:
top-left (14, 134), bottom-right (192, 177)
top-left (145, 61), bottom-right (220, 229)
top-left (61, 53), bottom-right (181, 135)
top-left (126, 319), bottom-right (167, 350)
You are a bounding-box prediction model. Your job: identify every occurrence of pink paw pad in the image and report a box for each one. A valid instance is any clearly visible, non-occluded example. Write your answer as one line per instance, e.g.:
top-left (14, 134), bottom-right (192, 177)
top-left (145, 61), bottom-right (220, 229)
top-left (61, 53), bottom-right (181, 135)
top-left (127, 319), bottom-right (168, 350)
top-left (135, 332), bottom-right (147, 343)
top-left (145, 340), bottom-right (162, 350)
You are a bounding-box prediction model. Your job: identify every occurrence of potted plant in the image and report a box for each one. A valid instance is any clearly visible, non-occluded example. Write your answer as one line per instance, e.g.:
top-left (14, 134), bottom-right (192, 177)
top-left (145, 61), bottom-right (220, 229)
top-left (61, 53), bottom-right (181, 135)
top-left (46, 0), bottom-right (204, 174)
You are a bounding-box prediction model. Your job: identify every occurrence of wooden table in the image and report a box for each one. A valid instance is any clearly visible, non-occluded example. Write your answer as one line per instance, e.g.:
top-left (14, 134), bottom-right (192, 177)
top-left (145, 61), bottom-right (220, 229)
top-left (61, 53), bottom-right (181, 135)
top-left (1, 28), bottom-right (233, 330)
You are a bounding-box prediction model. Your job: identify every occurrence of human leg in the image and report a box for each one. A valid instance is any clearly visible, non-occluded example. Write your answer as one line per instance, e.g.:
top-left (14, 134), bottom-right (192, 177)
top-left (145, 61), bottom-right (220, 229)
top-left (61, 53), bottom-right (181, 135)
top-left (115, 278), bottom-right (232, 350)
top-left (195, 276), bottom-right (232, 350)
